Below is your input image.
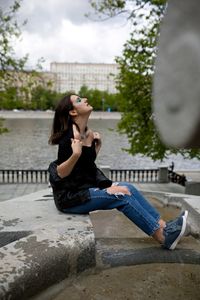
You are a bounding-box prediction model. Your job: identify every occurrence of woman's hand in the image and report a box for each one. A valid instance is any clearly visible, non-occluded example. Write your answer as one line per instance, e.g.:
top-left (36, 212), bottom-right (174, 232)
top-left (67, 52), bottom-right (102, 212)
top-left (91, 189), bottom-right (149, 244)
top-left (106, 185), bottom-right (131, 196)
top-left (93, 131), bottom-right (102, 144)
top-left (71, 138), bottom-right (83, 157)
top-left (57, 139), bottom-right (82, 178)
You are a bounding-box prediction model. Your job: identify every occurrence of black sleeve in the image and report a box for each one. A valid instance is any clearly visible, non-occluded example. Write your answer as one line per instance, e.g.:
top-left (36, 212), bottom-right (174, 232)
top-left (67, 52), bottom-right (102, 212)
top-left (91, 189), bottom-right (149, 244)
top-left (57, 136), bottom-right (72, 164)
top-left (95, 167), bottom-right (112, 189)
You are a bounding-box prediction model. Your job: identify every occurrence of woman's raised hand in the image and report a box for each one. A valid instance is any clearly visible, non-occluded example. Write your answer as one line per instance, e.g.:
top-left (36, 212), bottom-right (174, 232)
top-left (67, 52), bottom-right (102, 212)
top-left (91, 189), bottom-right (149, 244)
top-left (93, 131), bottom-right (102, 144)
top-left (93, 131), bottom-right (102, 155)
top-left (71, 138), bottom-right (83, 157)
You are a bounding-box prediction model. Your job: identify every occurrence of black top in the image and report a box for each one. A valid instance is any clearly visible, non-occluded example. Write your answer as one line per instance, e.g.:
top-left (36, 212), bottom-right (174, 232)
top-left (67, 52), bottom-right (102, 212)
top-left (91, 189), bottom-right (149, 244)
top-left (48, 125), bottom-right (112, 211)
top-left (57, 125), bottom-right (98, 187)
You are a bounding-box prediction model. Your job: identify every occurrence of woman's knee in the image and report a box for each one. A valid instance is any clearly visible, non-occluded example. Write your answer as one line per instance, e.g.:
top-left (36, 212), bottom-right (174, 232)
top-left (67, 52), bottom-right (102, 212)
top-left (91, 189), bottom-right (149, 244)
top-left (106, 185), bottom-right (131, 196)
top-left (116, 182), bottom-right (134, 191)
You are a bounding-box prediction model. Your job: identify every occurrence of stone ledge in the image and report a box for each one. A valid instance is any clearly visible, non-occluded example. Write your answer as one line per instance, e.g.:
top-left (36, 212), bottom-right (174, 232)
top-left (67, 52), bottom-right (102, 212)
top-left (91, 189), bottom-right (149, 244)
top-left (96, 235), bottom-right (200, 269)
top-left (0, 189), bottom-right (95, 300)
top-left (1, 186), bottom-right (200, 299)
top-left (100, 246), bottom-right (200, 268)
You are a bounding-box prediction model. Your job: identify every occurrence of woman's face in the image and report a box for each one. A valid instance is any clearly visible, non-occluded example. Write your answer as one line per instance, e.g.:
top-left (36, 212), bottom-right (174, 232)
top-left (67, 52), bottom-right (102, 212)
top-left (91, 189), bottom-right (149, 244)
top-left (70, 95), bottom-right (93, 115)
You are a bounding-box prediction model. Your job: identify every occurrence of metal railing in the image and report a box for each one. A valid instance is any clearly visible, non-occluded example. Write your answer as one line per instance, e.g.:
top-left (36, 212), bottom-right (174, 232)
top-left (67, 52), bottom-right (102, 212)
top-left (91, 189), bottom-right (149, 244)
top-left (168, 170), bottom-right (187, 186)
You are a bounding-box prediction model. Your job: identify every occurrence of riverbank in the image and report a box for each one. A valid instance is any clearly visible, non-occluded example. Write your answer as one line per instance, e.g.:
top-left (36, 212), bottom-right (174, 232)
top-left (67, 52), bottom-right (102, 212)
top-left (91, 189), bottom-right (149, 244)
top-left (0, 110), bottom-right (121, 120)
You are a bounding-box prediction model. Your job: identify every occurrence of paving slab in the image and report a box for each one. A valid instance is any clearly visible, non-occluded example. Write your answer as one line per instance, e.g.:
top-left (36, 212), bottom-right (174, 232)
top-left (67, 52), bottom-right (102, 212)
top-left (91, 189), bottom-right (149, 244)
top-left (0, 183), bottom-right (48, 202)
top-left (43, 263), bottom-right (200, 300)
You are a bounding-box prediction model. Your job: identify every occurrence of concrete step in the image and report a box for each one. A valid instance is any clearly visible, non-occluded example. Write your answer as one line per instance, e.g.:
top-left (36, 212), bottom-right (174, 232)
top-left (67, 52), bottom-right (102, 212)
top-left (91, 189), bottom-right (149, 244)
top-left (96, 236), bottom-right (200, 268)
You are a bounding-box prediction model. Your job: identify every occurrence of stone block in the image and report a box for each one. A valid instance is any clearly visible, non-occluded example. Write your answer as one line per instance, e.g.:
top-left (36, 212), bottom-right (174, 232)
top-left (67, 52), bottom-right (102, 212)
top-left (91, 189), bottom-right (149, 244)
top-left (185, 182), bottom-right (200, 196)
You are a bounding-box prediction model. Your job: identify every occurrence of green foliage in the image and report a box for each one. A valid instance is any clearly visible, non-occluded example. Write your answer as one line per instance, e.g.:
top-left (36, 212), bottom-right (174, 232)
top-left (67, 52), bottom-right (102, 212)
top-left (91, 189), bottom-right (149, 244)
top-left (88, 0), bottom-right (126, 19)
top-left (118, 24), bottom-right (200, 160)
top-left (89, 0), bottom-right (200, 161)
top-left (0, 83), bottom-right (121, 112)
top-left (79, 85), bottom-right (121, 111)
top-left (115, 21), bottom-right (169, 160)
top-left (0, 118), bottom-right (9, 134)
top-left (30, 86), bottom-right (60, 110)
top-left (0, 1), bottom-right (51, 115)
top-left (0, 0), bottom-right (27, 133)
top-left (0, 0), bottom-right (28, 73)
top-left (0, 86), bottom-right (23, 109)
top-left (0, 84), bottom-right (63, 110)
top-left (88, 0), bottom-right (166, 22)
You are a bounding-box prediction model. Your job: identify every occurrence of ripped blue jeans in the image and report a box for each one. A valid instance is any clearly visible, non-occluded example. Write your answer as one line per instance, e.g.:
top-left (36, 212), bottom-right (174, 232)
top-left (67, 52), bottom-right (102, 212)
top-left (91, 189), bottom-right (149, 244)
top-left (63, 182), bottom-right (160, 236)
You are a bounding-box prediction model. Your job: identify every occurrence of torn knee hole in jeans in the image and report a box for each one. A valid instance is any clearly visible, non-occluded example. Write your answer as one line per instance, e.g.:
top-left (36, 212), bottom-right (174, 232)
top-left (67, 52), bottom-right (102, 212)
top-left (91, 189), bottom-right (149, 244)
top-left (105, 189), bottom-right (129, 197)
top-left (103, 182), bottom-right (131, 197)
top-left (107, 191), bottom-right (125, 196)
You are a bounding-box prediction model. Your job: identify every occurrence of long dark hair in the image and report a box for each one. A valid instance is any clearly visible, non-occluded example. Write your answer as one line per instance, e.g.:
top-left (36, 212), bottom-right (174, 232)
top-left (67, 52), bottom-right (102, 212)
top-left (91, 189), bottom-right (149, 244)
top-left (48, 94), bottom-right (73, 145)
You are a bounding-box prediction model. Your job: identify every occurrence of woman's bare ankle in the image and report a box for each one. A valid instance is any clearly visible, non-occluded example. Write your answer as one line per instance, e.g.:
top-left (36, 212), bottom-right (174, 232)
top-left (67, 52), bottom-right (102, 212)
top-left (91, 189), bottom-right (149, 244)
top-left (152, 227), bottom-right (165, 244)
top-left (158, 219), bottom-right (166, 228)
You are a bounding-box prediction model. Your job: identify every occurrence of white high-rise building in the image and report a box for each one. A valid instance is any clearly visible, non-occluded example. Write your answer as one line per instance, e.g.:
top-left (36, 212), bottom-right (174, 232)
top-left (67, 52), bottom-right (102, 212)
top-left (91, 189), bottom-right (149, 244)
top-left (50, 62), bottom-right (119, 94)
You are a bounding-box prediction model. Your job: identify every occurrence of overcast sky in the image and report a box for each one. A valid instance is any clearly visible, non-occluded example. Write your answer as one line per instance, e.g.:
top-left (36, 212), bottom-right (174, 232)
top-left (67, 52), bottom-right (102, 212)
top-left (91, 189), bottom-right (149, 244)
top-left (3, 0), bottom-right (133, 71)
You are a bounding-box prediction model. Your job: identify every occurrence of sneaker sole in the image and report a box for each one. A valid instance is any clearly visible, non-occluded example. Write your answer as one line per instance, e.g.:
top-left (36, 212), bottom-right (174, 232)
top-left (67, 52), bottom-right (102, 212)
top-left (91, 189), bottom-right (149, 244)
top-left (181, 210), bottom-right (188, 219)
top-left (169, 210), bottom-right (188, 250)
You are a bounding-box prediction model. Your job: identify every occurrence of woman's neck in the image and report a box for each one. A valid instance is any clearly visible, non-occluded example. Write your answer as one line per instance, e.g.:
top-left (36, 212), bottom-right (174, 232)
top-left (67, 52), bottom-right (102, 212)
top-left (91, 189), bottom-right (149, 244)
top-left (73, 115), bottom-right (89, 135)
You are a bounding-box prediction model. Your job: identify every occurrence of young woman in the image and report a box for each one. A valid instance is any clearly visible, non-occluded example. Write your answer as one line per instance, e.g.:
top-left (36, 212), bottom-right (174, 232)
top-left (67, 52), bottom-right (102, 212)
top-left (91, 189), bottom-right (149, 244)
top-left (48, 94), bottom-right (188, 250)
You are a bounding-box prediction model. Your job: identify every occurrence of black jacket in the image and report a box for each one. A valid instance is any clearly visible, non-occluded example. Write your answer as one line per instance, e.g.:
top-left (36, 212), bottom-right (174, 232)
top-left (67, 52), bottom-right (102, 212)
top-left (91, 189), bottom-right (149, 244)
top-left (48, 160), bottom-right (112, 211)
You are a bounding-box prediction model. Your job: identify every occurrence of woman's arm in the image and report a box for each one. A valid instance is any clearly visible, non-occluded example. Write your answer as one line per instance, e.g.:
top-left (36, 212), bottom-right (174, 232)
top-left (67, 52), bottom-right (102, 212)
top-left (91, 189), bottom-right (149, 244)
top-left (93, 131), bottom-right (102, 155)
top-left (57, 139), bottom-right (82, 178)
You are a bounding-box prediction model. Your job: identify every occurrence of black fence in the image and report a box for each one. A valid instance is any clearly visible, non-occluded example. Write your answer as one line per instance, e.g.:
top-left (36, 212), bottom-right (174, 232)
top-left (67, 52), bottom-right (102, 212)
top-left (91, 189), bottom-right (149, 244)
top-left (168, 170), bottom-right (187, 186)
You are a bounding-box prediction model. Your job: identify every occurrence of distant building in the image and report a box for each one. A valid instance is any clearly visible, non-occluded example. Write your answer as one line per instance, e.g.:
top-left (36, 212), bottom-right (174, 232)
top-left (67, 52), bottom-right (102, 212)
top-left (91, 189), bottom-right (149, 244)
top-left (0, 70), bottom-right (56, 102)
top-left (50, 62), bottom-right (119, 94)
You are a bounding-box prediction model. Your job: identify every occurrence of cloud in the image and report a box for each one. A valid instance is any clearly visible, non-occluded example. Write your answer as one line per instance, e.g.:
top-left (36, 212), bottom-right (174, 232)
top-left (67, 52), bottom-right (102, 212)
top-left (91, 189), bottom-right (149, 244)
top-left (12, 0), bottom-right (132, 70)
top-left (15, 20), bottom-right (131, 69)
top-left (16, 0), bottom-right (96, 34)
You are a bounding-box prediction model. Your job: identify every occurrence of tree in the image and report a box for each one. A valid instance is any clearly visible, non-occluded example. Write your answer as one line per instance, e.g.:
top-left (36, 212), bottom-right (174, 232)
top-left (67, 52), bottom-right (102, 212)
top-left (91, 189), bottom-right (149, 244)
top-left (0, 0), bottom-right (27, 134)
top-left (0, 1), bottom-right (27, 132)
top-left (88, 1), bottom-right (166, 23)
top-left (0, 1), bottom-right (47, 108)
top-left (115, 19), bottom-right (169, 161)
top-left (89, 0), bottom-right (200, 161)
top-left (0, 0), bottom-right (28, 75)
top-left (78, 85), bottom-right (121, 111)
top-left (31, 85), bottom-right (60, 110)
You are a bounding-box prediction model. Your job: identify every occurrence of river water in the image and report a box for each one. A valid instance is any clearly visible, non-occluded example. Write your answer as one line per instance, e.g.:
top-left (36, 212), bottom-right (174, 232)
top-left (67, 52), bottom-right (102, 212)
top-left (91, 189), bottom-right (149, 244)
top-left (0, 118), bottom-right (200, 170)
